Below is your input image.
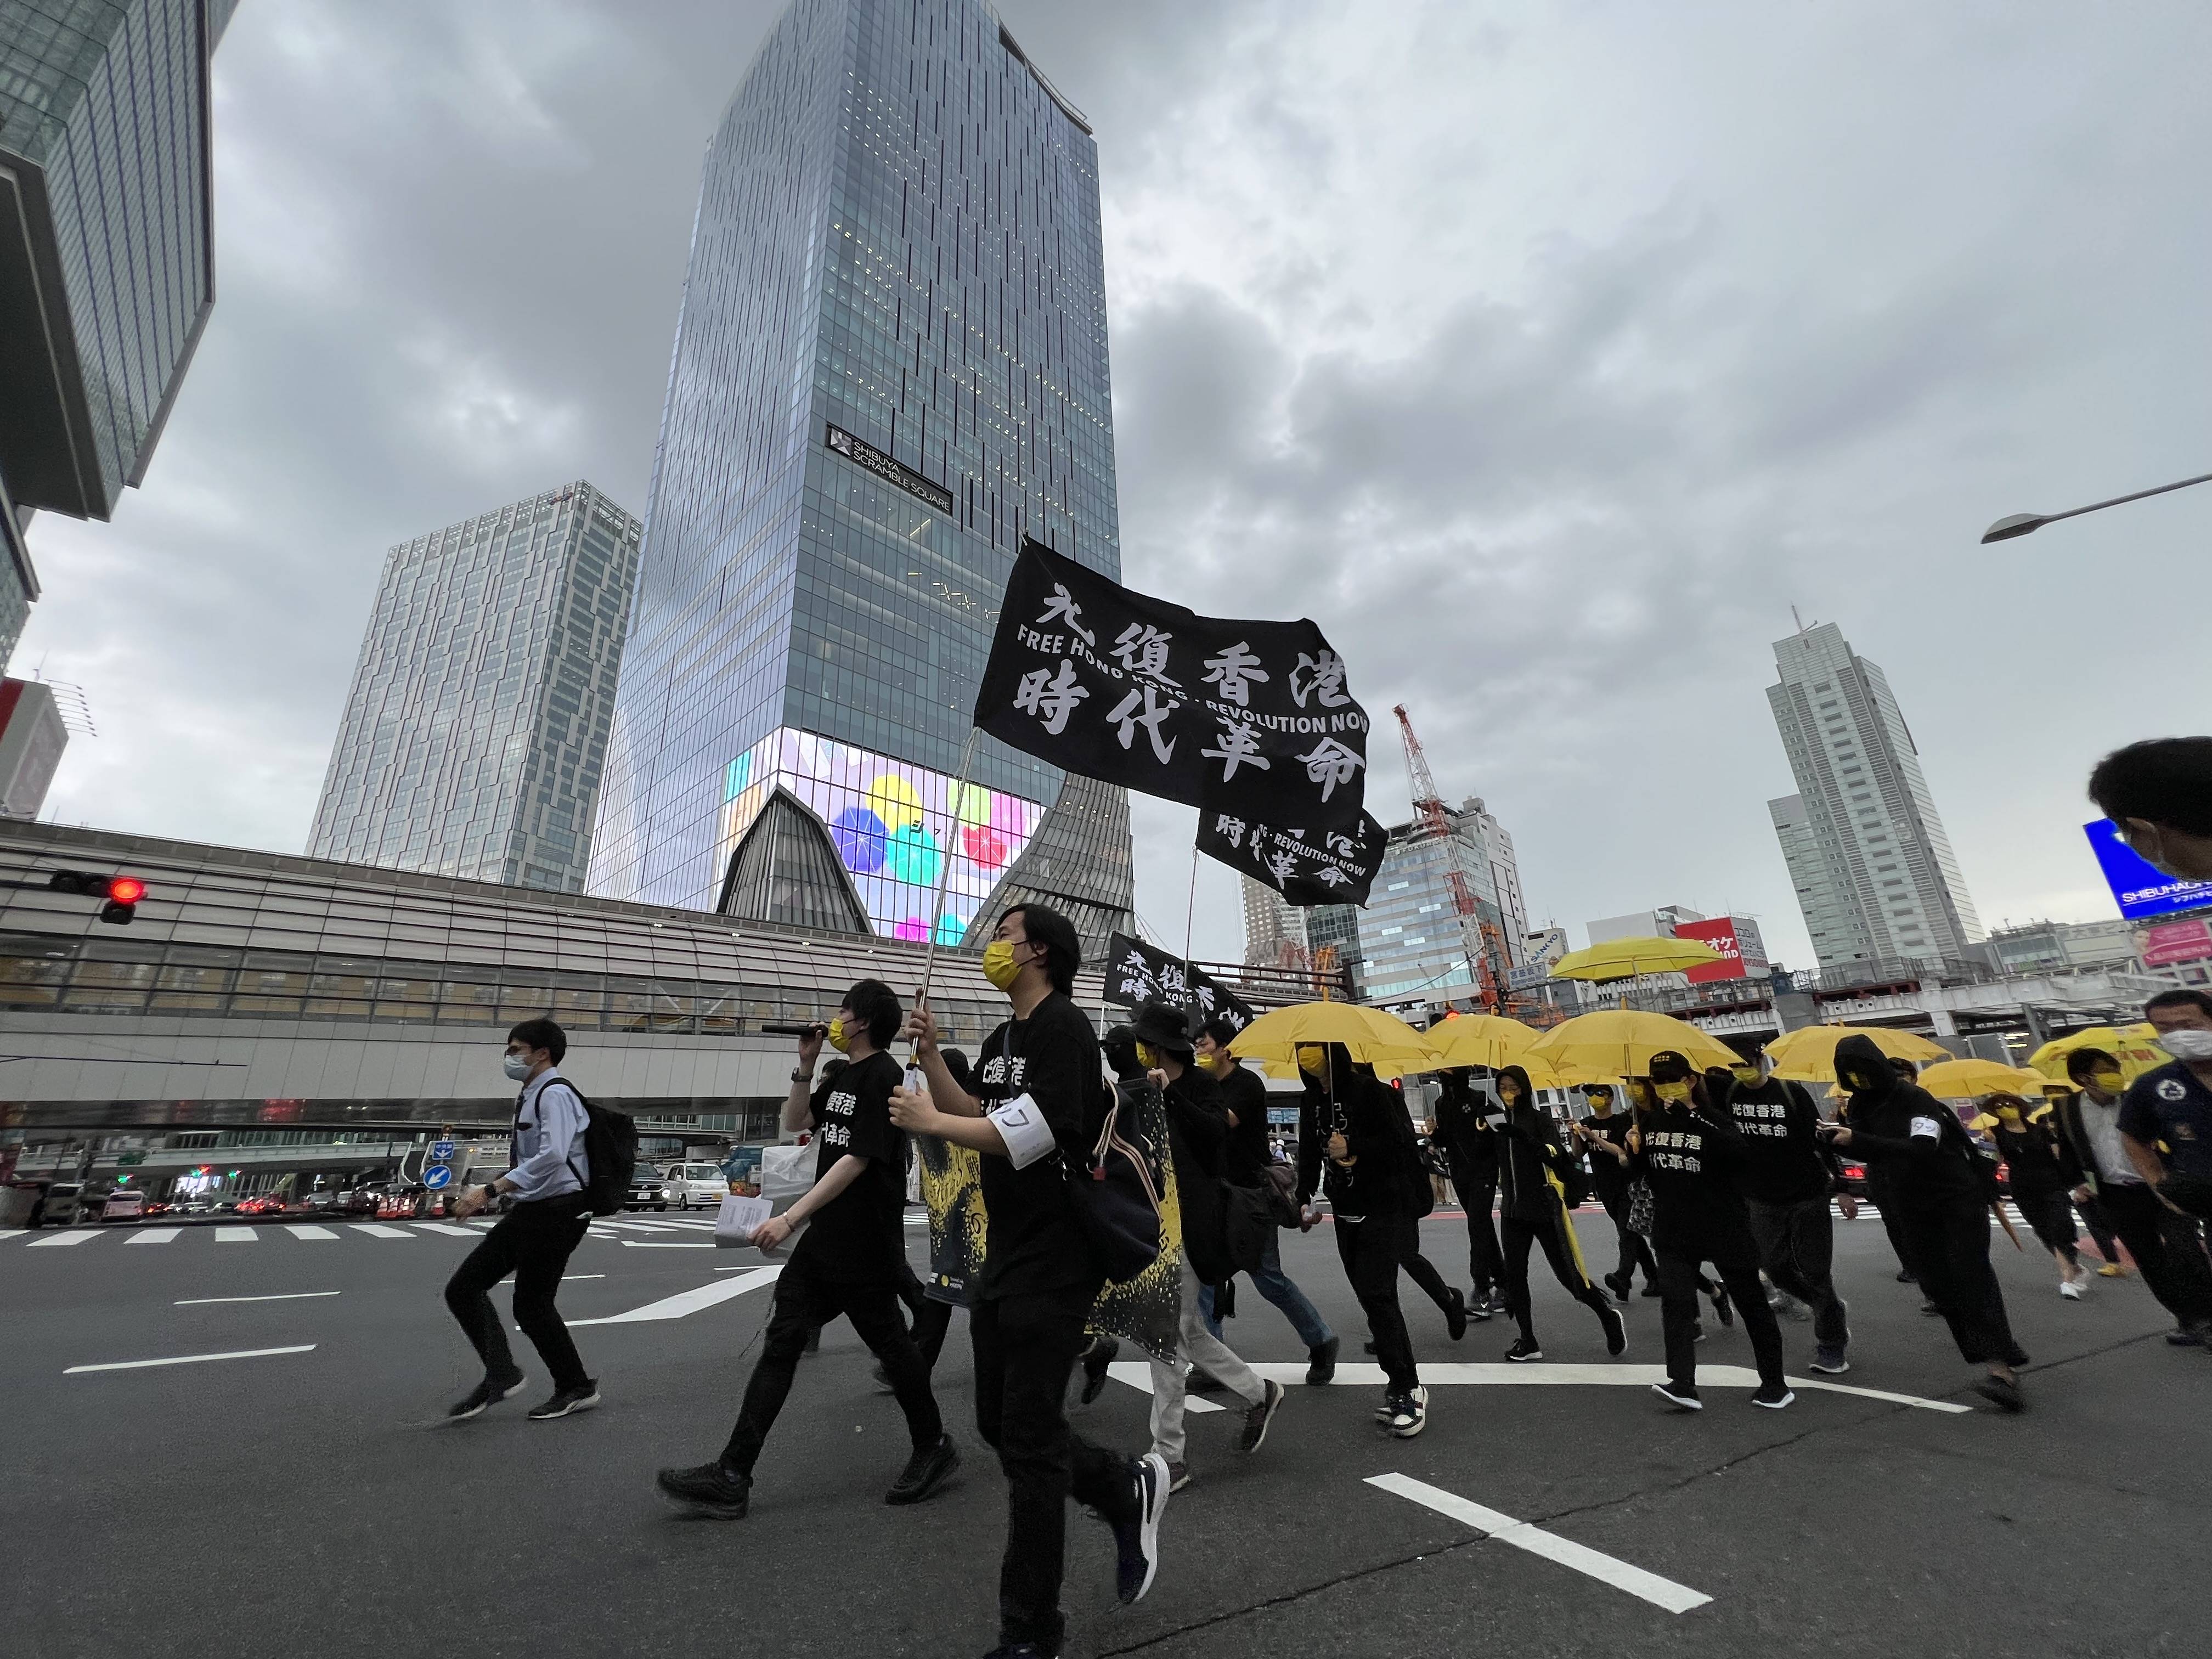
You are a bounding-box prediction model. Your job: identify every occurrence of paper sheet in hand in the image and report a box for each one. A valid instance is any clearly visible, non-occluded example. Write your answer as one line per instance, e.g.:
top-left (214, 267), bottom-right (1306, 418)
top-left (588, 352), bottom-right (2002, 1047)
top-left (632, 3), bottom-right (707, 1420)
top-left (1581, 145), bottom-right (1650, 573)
top-left (714, 1194), bottom-right (772, 1248)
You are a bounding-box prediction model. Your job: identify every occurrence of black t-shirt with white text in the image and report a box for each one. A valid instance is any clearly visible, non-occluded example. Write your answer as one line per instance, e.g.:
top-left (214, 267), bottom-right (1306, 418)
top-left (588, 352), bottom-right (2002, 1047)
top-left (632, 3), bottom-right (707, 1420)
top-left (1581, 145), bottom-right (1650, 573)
top-left (791, 1049), bottom-right (906, 1284)
top-left (1216, 1062), bottom-right (1273, 1185)
top-left (973, 992), bottom-right (1107, 1301)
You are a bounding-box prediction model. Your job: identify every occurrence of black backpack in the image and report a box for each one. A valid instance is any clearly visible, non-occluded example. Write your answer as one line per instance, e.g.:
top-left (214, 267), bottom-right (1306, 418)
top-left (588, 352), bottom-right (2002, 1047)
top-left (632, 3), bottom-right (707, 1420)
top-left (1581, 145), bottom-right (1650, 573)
top-left (550, 1081), bottom-right (636, 1217)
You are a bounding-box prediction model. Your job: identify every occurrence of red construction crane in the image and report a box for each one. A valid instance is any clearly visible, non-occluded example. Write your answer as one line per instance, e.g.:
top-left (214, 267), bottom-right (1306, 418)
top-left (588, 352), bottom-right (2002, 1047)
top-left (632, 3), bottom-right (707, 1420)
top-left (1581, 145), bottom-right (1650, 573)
top-left (1393, 704), bottom-right (1506, 1013)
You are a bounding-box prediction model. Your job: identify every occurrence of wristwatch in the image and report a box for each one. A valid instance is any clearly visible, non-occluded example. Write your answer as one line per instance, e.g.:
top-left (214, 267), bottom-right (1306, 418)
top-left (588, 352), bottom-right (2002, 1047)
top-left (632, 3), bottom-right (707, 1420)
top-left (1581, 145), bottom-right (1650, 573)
top-left (791, 1069), bottom-right (812, 1082)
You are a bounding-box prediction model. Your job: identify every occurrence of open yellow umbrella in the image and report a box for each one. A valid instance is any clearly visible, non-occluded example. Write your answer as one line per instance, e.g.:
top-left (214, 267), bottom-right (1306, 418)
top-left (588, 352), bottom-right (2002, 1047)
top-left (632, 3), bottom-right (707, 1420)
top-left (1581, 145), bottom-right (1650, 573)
top-left (1915, 1059), bottom-right (2050, 1100)
top-left (1230, 1001), bottom-right (1442, 1076)
top-left (1526, 1008), bottom-right (1741, 1076)
top-left (1549, 935), bottom-right (1726, 983)
top-left (1764, 1024), bottom-right (1949, 1082)
top-left (2028, 1023), bottom-right (2168, 1085)
top-left (1425, 1014), bottom-right (1547, 1071)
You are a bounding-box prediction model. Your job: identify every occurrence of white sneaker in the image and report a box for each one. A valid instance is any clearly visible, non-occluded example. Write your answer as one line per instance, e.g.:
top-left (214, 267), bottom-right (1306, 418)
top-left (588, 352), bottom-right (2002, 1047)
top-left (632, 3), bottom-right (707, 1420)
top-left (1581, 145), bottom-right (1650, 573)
top-left (2058, 1279), bottom-right (2085, 1301)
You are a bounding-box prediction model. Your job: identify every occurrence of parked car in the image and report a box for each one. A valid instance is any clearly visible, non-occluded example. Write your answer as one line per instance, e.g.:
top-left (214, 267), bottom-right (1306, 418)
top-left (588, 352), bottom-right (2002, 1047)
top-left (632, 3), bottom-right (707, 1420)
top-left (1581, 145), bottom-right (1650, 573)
top-left (101, 1189), bottom-right (146, 1221)
top-left (32, 1182), bottom-right (85, 1227)
top-left (661, 1163), bottom-right (729, 1210)
top-left (337, 1189), bottom-right (381, 1216)
top-left (1836, 1160), bottom-right (1868, 1200)
top-left (143, 1200), bottom-right (172, 1217)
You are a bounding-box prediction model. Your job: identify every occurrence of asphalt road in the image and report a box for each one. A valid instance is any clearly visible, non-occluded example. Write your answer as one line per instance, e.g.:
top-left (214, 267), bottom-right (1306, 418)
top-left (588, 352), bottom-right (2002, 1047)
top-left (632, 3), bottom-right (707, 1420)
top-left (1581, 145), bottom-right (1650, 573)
top-left (4, 1205), bottom-right (2200, 1658)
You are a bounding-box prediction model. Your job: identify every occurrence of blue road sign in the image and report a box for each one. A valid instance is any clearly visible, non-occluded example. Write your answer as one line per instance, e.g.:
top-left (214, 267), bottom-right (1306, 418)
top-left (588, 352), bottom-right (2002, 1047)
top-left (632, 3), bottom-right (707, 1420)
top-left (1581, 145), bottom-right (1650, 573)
top-left (422, 1164), bottom-right (454, 1190)
top-left (430, 1140), bottom-right (457, 1162)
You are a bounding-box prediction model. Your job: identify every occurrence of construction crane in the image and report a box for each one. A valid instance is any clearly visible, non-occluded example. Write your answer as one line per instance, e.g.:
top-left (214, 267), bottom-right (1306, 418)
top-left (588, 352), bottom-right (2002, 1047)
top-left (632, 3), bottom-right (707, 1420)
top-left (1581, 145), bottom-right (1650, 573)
top-left (1392, 704), bottom-right (1509, 1014)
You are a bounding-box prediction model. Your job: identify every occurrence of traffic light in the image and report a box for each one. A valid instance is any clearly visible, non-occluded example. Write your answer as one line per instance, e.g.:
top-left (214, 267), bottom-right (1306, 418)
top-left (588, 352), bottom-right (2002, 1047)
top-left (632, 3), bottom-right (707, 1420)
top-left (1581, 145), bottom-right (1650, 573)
top-left (48, 870), bottom-right (146, 924)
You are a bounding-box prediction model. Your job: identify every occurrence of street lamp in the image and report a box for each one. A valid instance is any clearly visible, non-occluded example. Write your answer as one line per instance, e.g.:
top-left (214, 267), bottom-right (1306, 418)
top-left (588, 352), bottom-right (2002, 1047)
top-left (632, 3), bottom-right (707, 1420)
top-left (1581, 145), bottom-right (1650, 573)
top-left (1982, 469), bottom-right (2212, 542)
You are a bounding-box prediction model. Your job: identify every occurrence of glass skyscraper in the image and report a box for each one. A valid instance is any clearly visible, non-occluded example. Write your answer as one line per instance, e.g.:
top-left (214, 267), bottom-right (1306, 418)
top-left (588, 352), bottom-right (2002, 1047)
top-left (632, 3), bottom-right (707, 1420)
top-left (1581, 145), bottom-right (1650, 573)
top-left (1767, 620), bottom-right (1982, 972)
top-left (1357, 799), bottom-right (1527, 1004)
top-left (308, 483), bottom-right (642, 895)
top-left (587, 0), bottom-right (1134, 952)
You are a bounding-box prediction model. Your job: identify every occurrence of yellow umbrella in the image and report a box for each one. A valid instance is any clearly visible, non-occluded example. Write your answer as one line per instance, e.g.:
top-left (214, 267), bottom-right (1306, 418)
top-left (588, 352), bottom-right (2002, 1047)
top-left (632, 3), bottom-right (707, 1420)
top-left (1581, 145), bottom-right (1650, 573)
top-left (2028, 1023), bottom-right (2168, 1085)
top-left (1915, 1059), bottom-right (2050, 1100)
top-left (1425, 1014), bottom-right (1547, 1071)
top-left (1549, 935), bottom-right (1726, 983)
top-left (1526, 1008), bottom-right (1741, 1076)
top-left (1764, 1024), bottom-right (1949, 1082)
top-left (1230, 1001), bottom-right (1442, 1076)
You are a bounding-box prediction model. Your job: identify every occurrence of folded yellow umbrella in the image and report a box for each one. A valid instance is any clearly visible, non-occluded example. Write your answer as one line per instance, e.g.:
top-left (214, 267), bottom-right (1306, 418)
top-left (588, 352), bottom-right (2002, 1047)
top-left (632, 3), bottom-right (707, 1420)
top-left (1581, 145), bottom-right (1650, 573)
top-left (1229, 1000), bottom-right (1442, 1076)
top-left (1549, 935), bottom-right (1726, 984)
top-left (1526, 1008), bottom-right (1741, 1076)
top-left (1764, 1024), bottom-right (1949, 1082)
top-left (1915, 1058), bottom-right (2049, 1100)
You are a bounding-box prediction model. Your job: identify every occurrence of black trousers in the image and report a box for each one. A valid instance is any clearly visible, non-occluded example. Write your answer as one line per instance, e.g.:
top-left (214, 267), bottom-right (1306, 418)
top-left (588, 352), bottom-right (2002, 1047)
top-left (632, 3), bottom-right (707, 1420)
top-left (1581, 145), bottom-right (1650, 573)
top-left (2011, 1187), bottom-right (2080, 1261)
top-left (1864, 1175), bottom-right (1920, 1279)
top-left (1746, 1193), bottom-right (1849, 1348)
top-left (1499, 1203), bottom-right (1612, 1344)
top-left (1899, 1202), bottom-right (2025, 1367)
top-left (1656, 1224), bottom-right (1786, 1390)
top-left (972, 1284), bottom-right (1135, 1654)
top-left (720, 1255), bottom-right (942, 1477)
top-left (2097, 1183), bottom-right (2212, 1328)
top-left (1334, 1211), bottom-right (1418, 1390)
top-left (1400, 1235), bottom-right (1459, 1320)
top-left (2071, 1192), bottom-right (2124, 1263)
top-left (1453, 1175), bottom-right (1503, 1295)
top-left (895, 1261), bottom-right (956, 1370)
top-left (1597, 1188), bottom-right (1658, 1286)
top-left (443, 1194), bottom-right (591, 1392)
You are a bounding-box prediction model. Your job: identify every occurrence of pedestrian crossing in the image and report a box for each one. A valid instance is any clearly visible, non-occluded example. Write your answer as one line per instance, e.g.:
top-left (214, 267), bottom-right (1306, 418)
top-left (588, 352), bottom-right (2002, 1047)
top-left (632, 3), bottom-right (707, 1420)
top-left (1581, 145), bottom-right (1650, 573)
top-left (4, 1212), bottom-right (741, 1250)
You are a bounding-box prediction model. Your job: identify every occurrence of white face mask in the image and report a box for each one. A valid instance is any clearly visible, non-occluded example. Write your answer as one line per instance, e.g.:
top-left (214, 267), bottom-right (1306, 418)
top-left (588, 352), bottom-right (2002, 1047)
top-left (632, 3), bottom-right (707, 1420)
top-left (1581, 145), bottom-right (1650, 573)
top-left (2159, 1029), bottom-right (2212, 1062)
top-left (503, 1053), bottom-right (534, 1081)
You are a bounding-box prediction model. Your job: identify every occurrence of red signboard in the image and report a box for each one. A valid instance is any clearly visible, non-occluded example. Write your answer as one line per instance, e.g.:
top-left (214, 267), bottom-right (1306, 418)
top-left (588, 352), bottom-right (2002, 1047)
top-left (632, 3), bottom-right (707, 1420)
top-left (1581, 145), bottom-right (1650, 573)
top-left (1674, 917), bottom-right (1751, 983)
top-left (2141, 918), bottom-right (2212, 967)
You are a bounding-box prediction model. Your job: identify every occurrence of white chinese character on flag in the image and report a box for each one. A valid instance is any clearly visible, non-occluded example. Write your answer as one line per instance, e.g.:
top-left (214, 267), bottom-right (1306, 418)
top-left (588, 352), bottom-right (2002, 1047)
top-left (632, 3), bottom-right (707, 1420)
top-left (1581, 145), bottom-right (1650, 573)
top-left (1200, 716), bottom-right (1271, 782)
top-left (1288, 649), bottom-right (1351, 709)
top-left (1107, 684), bottom-right (1178, 763)
top-left (1296, 735), bottom-right (1365, 802)
top-left (1201, 641), bottom-right (1270, 706)
top-left (1214, 814), bottom-right (1247, 849)
top-left (1037, 583), bottom-right (1096, 646)
top-left (1014, 659), bottom-right (1090, 735)
top-left (1110, 623), bottom-right (1180, 687)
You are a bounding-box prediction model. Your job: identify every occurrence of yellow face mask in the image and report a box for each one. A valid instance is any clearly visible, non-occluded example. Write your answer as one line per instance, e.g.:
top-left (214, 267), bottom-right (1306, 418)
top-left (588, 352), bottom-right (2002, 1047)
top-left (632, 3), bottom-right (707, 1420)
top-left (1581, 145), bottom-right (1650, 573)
top-left (1655, 1081), bottom-right (1692, 1104)
top-left (1296, 1045), bottom-right (1327, 1077)
top-left (1497, 1082), bottom-right (1522, 1105)
top-left (1731, 1064), bottom-right (1760, 1086)
top-left (1135, 1041), bottom-right (1161, 1071)
top-left (981, 939), bottom-right (1023, 991)
top-left (1193, 1051), bottom-right (1221, 1075)
top-left (826, 1016), bottom-right (851, 1054)
top-left (1996, 1104), bottom-right (2021, 1124)
top-left (2089, 1069), bottom-right (2125, 1093)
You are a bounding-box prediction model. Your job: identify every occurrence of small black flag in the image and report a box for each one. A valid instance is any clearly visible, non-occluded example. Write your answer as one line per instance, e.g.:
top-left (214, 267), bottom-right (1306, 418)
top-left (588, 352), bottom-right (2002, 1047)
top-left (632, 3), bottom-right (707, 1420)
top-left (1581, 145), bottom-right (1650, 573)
top-left (1198, 808), bottom-right (1389, 906)
top-left (1103, 933), bottom-right (1258, 1034)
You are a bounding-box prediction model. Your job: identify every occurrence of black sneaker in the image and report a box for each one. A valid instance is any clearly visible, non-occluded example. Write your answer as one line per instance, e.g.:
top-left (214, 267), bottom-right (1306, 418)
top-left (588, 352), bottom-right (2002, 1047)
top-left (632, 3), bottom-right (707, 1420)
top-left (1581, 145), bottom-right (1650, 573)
top-left (1239, 1379), bottom-right (1285, 1453)
top-left (656, 1460), bottom-right (751, 1518)
top-left (980, 1646), bottom-right (1051, 1658)
top-left (1444, 1287), bottom-right (1469, 1342)
top-left (885, 1434), bottom-right (959, 1505)
top-left (1651, 1379), bottom-right (1701, 1412)
top-left (528, 1383), bottom-right (600, 1420)
top-left (1751, 1383), bottom-right (1795, 1410)
top-left (1920, 1300), bottom-right (1943, 1318)
top-left (1385, 1385), bottom-right (1428, 1438)
top-left (1710, 1285), bottom-right (1735, 1327)
top-left (1639, 1284), bottom-right (1663, 1298)
top-left (1466, 1294), bottom-right (1494, 1322)
top-left (2165, 1327), bottom-right (2204, 1347)
top-left (1305, 1335), bottom-right (1339, 1385)
top-left (1894, 1269), bottom-right (1916, 1284)
top-left (1973, 1373), bottom-right (2025, 1413)
top-left (1603, 1271), bottom-right (1632, 1304)
top-left (447, 1372), bottom-right (525, 1422)
top-left (1106, 1453), bottom-right (1169, 1605)
top-left (1079, 1335), bottom-right (1119, 1405)
top-left (1505, 1336), bottom-right (1542, 1362)
top-left (1597, 1301), bottom-right (1627, 1357)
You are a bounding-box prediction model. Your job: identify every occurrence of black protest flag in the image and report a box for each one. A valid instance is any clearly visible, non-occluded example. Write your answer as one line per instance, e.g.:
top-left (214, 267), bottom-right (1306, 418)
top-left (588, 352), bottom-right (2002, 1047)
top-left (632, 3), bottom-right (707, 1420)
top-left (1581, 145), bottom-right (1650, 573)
top-left (1199, 807), bottom-right (1389, 906)
top-left (1103, 933), bottom-right (1259, 1034)
top-left (974, 539), bottom-right (1372, 828)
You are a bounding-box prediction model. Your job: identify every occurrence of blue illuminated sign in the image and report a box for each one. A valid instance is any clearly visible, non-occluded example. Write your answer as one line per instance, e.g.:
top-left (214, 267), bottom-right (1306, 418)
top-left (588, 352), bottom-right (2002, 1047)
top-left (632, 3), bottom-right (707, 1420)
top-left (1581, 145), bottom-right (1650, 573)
top-left (2084, 819), bottom-right (2212, 919)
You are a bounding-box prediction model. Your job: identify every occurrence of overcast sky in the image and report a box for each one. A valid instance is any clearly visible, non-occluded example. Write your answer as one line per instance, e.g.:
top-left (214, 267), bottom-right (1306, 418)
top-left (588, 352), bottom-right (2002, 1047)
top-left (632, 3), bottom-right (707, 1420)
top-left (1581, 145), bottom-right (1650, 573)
top-left (20, 0), bottom-right (2212, 970)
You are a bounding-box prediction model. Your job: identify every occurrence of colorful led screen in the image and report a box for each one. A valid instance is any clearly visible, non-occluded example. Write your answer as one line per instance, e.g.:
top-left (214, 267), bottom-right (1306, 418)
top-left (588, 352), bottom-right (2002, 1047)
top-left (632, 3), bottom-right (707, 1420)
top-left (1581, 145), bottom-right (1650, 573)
top-left (716, 728), bottom-right (1046, 944)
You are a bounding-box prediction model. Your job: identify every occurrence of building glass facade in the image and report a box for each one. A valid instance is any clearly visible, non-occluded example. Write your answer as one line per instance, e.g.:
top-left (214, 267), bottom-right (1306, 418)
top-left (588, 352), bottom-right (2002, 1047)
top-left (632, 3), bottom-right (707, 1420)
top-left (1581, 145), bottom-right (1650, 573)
top-left (307, 483), bottom-right (642, 895)
top-left (1358, 799), bottom-right (1526, 1005)
top-left (588, 0), bottom-right (1133, 950)
top-left (1767, 622), bottom-right (1982, 972)
top-left (0, 0), bottom-right (226, 523)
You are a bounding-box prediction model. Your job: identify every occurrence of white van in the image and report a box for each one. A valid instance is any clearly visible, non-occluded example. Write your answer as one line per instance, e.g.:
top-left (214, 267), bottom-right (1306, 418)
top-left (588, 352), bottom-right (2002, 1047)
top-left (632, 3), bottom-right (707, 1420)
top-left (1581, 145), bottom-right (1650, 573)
top-left (662, 1163), bottom-right (729, 1210)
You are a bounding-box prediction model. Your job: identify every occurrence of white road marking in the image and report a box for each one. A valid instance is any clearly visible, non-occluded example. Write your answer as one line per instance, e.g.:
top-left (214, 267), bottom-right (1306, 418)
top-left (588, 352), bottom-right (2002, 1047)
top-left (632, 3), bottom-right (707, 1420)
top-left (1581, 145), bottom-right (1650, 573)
top-left (128, 1228), bottom-right (183, 1245)
top-left (349, 1223), bottom-right (415, 1238)
top-left (565, 1274), bottom-right (606, 1280)
top-left (569, 1266), bottom-right (782, 1325)
top-left (619, 1240), bottom-right (714, 1249)
top-left (67, 1344), bottom-right (317, 1375)
top-left (1369, 1473), bottom-right (1712, 1612)
top-left (412, 1222), bottom-right (481, 1237)
top-left (0, 1228), bottom-right (24, 1240)
top-left (601, 1219), bottom-right (687, 1232)
top-left (285, 1224), bottom-right (340, 1240)
top-left (176, 1291), bottom-right (341, 1305)
top-left (216, 1226), bottom-right (257, 1243)
top-left (1221, 1361), bottom-right (1970, 1414)
top-left (1103, 1361), bottom-right (1228, 1413)
top-left (27, 1230), bottom-right (100, 1246)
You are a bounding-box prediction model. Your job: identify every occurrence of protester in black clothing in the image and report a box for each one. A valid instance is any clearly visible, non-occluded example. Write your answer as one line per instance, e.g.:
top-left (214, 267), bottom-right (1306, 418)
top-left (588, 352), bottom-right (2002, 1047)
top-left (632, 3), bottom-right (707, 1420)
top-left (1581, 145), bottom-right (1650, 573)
top-left (1616, 1052), bottom-right (1789, 1412)
top-left (890, 905), bottom-right (1170, 1659)
top-left (657, 982), bottom-right (956, 1518)
top-left (2056, 1046), bottom-right (2212, 1343)
top-left (1295, 1042), bottom-right (1431, 1437)
top-left (445, 1019), bottom-right (598, 1422)
top-left (1429, 1069), bottom-right (1505, 1314)
top-left (1706, 1056), bottom-right (1852, 1374)
top-left (1345, 1059), bottom-right (1470, 1344)
top-left (1192, 1019), bottom-right (1338, 1379)
top-left (1982, 1092), bottom-right (2093, 1300)
top-left (1827, 1034), bottom-right (2027, 1410)
top-left (1489, 1065), bottom-right (1627, 1363)
top-left (1567, 1084), bottom-right (1657, 1301)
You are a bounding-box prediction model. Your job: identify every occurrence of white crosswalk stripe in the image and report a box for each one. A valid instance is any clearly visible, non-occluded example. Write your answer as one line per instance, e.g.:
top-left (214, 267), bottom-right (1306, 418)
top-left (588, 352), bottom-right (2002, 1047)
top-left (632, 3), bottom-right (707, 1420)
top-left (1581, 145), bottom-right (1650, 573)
top-left (285, 1225), bottom-right (340, 1240)
top-left (128, 1228), bottom-right (183, 1245)
top-left (412, 1222), bottom-right (481, 1237)
top-left (215, 1226), bottom-right (257, 1243)
top-left (348, 1223), bottom-right (414, 1239)
top-left (28, 1229), bottom-right (100, 1246)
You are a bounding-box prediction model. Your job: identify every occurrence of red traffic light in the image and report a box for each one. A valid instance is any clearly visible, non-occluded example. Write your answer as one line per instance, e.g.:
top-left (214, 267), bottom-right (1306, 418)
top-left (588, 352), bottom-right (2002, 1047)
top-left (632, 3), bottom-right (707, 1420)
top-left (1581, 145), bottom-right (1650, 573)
top-left (106, 877), bottom-right (146, 905)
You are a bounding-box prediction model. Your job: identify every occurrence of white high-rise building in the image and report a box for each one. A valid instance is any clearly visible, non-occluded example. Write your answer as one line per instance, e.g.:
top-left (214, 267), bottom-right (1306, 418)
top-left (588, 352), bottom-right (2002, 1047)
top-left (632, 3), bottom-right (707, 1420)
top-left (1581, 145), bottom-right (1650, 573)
top-left (308, 483), bottom-right (641, 894)
top-left (1766, 621), bottom-right (1981, 972)
top-left (1241, 876), bottom-right (1305, 968)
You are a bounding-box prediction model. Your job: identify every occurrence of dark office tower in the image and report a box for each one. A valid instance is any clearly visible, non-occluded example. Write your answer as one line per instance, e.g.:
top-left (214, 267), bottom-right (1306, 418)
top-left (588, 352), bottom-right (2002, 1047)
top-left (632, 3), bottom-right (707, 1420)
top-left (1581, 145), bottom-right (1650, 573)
top-left (308, 484), bottom-right (643, 895)
top-left (587, 0), bottom-right (1134, 953)
top-left (0, 1), bottom-right (240, 665)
